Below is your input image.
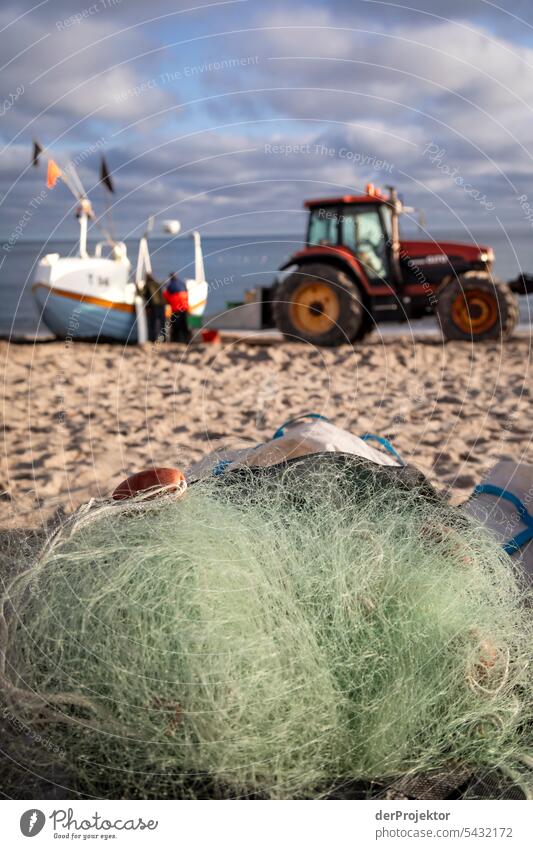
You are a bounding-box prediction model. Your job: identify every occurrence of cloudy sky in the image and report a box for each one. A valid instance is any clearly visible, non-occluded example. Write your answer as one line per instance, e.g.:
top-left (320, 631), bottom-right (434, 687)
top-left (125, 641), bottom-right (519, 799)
top-left (2, 0), bottom-right (533, 240)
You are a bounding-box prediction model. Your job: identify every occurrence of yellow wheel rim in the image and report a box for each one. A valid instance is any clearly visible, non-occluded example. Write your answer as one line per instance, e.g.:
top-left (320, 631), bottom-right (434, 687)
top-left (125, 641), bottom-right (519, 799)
top-left (451, 289), bottom-right (498, 335)
top-left (289, 280), bottom-right (340, 336)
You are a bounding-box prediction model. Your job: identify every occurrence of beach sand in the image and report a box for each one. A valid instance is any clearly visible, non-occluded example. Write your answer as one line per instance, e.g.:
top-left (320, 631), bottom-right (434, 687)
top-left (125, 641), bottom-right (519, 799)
top-left (1, 335), bottom-right (532, 530)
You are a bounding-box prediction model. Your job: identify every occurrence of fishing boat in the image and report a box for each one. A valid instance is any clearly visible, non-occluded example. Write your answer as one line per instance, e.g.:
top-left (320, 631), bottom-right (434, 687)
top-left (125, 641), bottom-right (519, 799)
top-left (31, 147), bottom-right (208, 343)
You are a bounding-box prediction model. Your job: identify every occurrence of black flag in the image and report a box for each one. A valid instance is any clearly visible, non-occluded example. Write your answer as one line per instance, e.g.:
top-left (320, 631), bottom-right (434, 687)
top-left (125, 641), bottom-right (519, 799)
top-left (32, 140), bottom-right (43, 167)
top-left (100, 155), bottom-right (115, 193)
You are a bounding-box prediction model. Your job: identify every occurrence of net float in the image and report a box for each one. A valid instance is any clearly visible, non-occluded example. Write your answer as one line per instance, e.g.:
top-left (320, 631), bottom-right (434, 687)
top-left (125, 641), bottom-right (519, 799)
top-left (112, 467), bottom-right (186, 500)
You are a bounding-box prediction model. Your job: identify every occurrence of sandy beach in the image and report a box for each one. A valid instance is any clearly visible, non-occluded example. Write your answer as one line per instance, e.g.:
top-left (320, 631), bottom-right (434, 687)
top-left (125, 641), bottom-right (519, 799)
top-left (1, 335), bottom-right (531, 530)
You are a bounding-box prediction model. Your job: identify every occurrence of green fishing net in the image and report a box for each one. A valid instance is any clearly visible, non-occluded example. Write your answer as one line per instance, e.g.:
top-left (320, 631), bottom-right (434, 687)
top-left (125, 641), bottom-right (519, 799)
top-left (1, 455), bottom-right (531, 798)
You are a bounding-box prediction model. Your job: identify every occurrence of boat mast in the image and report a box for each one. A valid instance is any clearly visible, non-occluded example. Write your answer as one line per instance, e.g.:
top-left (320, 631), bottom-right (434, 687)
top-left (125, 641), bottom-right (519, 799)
top-left (135, 216), bottom-right (154, 289)
top-left (35, 141), bottom-right (115, 255)
top-left (76, 197), bottom-right (95, 258)
top-left (192, 230), bottom-right (206, 283)
top-left (79, 211), bottom-right (88, 258)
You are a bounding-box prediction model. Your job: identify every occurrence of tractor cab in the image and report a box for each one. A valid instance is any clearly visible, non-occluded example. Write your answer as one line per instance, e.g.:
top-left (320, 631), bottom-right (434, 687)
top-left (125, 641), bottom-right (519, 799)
top-left (272, 184), bottom-right (519, 346)
top-left (305, 186), bottom-right (397, 286)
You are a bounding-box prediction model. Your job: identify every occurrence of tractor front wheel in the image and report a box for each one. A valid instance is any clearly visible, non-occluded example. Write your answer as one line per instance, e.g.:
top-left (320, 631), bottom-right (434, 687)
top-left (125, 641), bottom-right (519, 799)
top-left (436, 274), bottom-right (519, 342)
top-left (273, 263), bottom-right (367, 346)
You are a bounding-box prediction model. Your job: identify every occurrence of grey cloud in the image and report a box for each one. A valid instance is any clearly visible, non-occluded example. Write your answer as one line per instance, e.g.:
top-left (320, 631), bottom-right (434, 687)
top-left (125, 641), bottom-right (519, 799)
top-left (2, 0), bottom-right (533, 240)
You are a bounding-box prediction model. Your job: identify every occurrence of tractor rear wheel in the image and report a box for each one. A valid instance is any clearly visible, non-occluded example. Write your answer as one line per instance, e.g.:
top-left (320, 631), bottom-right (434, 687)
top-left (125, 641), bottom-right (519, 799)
top-left (436, 274), bottom-right (519, 342)
top-left (273, 263), bottom-right (367, 346)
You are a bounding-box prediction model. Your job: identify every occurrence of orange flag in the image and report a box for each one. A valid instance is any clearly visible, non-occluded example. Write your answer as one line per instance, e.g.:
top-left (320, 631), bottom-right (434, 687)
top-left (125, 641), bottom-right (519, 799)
top-left (46, 159), bottom-right (62, 189)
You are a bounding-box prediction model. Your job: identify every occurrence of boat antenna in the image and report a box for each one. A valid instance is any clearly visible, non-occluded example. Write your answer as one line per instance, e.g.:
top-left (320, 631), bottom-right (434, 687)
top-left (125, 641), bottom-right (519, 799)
top-left (33, 140), bottom-right (117, 250)
top-left (65, 161), bottom-right (116, 254)
top-left (64, 161), bottom-right (87, 199)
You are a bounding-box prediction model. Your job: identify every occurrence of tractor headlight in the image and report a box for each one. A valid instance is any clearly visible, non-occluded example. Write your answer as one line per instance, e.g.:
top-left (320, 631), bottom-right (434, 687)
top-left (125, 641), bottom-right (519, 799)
top-left (479, 249), bottom-right (494, 263)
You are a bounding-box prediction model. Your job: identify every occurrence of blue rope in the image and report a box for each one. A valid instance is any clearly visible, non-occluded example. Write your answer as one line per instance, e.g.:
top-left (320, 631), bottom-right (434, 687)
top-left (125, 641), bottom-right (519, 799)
top-left (212, 459), bottom-right (232, 477)
top-left (473, 483), bottom-right (533, 555)
top-left (360, 433), bottom-right (405, 465)
top-left (272, 413), bottom-right (330, 440)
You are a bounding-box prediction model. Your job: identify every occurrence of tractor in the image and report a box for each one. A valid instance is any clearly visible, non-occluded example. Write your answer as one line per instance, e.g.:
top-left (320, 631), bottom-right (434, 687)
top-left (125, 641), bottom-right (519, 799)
top-left (272, 185), bottom-right (529, 345)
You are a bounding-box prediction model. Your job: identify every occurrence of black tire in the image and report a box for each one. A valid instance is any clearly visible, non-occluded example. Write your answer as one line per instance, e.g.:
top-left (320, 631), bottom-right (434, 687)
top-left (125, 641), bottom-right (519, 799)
top-left (273, 263), bottom-right (367, 346)
top-left (436, 273), bottom-right (519, 342)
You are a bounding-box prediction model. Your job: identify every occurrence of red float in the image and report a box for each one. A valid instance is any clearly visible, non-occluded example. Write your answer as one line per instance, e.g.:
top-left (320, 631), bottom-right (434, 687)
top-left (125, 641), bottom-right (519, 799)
top-left (112, 467), bottom-right (186, 500)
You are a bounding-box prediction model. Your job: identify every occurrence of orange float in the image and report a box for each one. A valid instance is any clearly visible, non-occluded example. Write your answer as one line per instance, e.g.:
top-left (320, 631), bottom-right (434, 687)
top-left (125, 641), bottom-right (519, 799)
top-left (112, 467), bottom-right (186, 500)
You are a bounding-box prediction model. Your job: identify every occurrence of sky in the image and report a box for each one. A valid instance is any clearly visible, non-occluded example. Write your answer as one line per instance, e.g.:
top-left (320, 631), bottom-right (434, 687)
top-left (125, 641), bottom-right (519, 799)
top-left (2, 0), bottom-right (533, 242)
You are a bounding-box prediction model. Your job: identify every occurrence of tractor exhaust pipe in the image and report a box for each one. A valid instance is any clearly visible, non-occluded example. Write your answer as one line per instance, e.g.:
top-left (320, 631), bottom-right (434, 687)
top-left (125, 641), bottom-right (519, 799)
top-left (386, 186), bottom-right (402, 284)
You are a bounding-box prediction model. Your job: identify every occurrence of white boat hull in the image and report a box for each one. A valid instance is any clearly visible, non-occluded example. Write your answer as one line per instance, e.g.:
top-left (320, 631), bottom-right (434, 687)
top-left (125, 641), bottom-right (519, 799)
top-left (32, 230), bottom-right (208, 342)
top-left (32, 253), bottom-right (138, 342)
top-left (33, 283), bottom-right (138, 341)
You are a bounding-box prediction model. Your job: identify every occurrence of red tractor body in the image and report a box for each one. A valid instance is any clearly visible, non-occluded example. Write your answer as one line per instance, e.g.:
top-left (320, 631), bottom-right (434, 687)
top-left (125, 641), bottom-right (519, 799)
top-left (272, 186), bottom-right (519, 344)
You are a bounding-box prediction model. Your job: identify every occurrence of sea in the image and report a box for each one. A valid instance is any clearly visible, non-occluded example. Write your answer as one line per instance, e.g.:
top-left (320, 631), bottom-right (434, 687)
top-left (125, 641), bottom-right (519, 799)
top-left (1, 232), bottom-right (532, 338)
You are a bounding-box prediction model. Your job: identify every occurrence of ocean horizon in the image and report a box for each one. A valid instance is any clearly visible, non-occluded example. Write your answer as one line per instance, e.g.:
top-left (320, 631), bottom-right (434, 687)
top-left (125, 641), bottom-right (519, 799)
top-left (1, 232), bottom-right (532, 337)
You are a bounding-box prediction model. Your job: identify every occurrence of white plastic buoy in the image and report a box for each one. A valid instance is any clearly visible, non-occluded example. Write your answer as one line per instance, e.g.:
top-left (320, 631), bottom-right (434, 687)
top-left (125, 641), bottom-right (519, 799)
top-left (163, 219), bottom-right (181, 235)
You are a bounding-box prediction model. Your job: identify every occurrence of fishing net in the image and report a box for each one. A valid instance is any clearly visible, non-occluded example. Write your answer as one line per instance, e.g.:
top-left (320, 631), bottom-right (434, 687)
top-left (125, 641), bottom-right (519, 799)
top-left (1, 455), bottom-right (532, 799)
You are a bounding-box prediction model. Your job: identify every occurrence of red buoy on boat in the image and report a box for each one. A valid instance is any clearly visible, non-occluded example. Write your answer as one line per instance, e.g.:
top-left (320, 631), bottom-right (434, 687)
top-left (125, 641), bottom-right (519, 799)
top-left (112, 467), bottom-right (186, 500)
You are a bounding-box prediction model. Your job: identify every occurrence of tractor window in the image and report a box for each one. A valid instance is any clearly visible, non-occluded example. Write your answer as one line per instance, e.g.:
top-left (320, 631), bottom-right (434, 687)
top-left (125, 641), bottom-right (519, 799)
top-left (340, 208), bottom-right (388, 280)
top-left (308, 209), bottom-right (339, 246)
